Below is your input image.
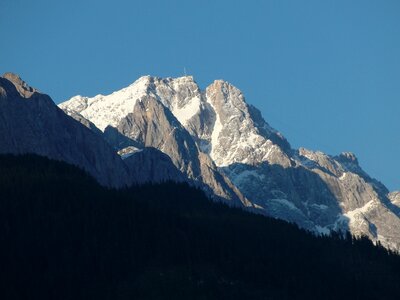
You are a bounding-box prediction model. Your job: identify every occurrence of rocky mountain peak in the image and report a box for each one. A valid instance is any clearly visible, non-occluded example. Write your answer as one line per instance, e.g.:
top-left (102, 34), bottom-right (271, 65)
top-left (389, 191), bottom-right (400, 206)
top-left (206, 79), bottom-right (246, 108)
top-left (130, 75), bottom-right (198, 97)
top-left (2, 73), bottom-right (38, 98)
top-left (128, 75), bottom-right (154, 93)
top-left (202, 79), bottom-right (291, 168)
top-left (338, 152), bottom-right (359, 165)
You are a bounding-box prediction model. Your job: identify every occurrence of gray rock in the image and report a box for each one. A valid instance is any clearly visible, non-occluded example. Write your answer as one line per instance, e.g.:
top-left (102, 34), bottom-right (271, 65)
top-left (123, 147), bottom-right (186, 184)
top-left (63, 109), bottom-right (104, 136)
top-left (0, 73), bottom-right (130, 188)
top-left (109, 95), bottom-right (250, 206)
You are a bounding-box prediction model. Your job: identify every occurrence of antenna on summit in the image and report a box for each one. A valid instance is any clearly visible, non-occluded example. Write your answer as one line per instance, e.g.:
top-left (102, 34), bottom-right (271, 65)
top-left (184, 67), bottom-right (187, 76)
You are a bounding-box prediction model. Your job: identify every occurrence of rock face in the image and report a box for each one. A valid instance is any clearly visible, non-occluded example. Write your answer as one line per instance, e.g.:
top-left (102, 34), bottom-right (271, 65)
top-left (123, 147), bottom-right (186, 185)
top-left (62, 81), bottom-right (249, 206)
top-left (0, 73), bottom-right (131, 188)
top-left (63, 109), bottom-right (104, 136)
top-left (61, 75), bottom-right (400, 250)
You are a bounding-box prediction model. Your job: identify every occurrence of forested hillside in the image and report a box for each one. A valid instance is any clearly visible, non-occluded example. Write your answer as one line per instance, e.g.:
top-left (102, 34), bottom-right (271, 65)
top-left (0, 154), bottom-right (399, 300)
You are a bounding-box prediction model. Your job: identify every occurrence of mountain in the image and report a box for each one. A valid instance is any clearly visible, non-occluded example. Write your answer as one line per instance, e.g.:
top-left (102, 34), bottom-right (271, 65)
top-left (0, 73), bottom-right (182, 187)
top-left (60, 77), bottom-right (250, 206)
top-left (61, 75), bottom-right (400, 250)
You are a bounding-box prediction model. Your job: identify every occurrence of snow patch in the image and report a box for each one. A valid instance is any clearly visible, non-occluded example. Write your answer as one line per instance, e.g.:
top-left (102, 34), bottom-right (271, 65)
top-left (172, 96), bottom-right (201, 126)
top-left (261, 143), bottom-right (277, 161)
top-left (118, 146), bottom-right (143, 159)
top-left (59, 76), bottom-right (152, 131)
top-left (206, 97), bottom-right (223, 163)
top-left (344, 200), bottom-right (376, 220)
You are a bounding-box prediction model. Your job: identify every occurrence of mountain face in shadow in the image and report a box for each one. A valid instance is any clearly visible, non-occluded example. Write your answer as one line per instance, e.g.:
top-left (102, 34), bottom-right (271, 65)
top-left (1, 154), bottom-right (400, 300)
top-left (0, 73), bottom-right (189, 187)
top-left (61, 75), bottom-right (400, 250)
top-left (0, 73), bottom-right (129, 188)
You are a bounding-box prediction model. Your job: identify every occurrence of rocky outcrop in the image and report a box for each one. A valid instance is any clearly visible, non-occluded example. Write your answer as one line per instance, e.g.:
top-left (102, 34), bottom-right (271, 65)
top-left (389, 192), bottom-right (400, 207)
top-left (2, 72), bottom-right (38, 98)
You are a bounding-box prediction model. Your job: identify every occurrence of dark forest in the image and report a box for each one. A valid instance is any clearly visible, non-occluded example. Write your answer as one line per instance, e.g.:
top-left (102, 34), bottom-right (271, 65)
top-left (1, 154), bottom-right (400, 299)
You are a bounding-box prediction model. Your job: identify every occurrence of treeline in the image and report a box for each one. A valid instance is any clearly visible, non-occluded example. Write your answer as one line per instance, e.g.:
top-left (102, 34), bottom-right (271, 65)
top-left (0, 154), bottom-right (400, 299)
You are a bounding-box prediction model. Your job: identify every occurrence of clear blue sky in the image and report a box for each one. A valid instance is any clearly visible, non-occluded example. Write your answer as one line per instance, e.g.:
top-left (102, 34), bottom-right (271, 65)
top-left (1, 0), bottom-right (399, 191)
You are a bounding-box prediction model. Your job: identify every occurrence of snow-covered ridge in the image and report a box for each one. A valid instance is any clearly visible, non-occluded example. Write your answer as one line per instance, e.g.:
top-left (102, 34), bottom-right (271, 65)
top-left (60, 75), bottom-right (289, 167)
top-left (60, 75), bottom-right (203, 131)
top-left (60, 76), bottom-right (155, 131)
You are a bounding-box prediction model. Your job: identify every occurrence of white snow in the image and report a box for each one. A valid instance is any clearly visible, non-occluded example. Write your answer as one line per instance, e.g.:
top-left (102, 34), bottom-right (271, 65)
top-left (261, 143), bottom-right (277, 161)
top-left (59, 75), bottom-right (208, 133)
top-left (120, 149), bottom-right (144, 159)
top-left (335, 200), bottom-right (377, 230)
top-left (59, 95), bottom-right (89, 113)
top-left (117, 146), bottom-right (143, 159)
top-left (59, 76), bottom-right (153, 131)
top-left (171, 95), bottom-right (201, 126)
top-left (247, 132), bottom-right (261, 147)
top-left (205, 95), bottom-right (223, 162)
top-left (344, 200), bottom-right (376, 220)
